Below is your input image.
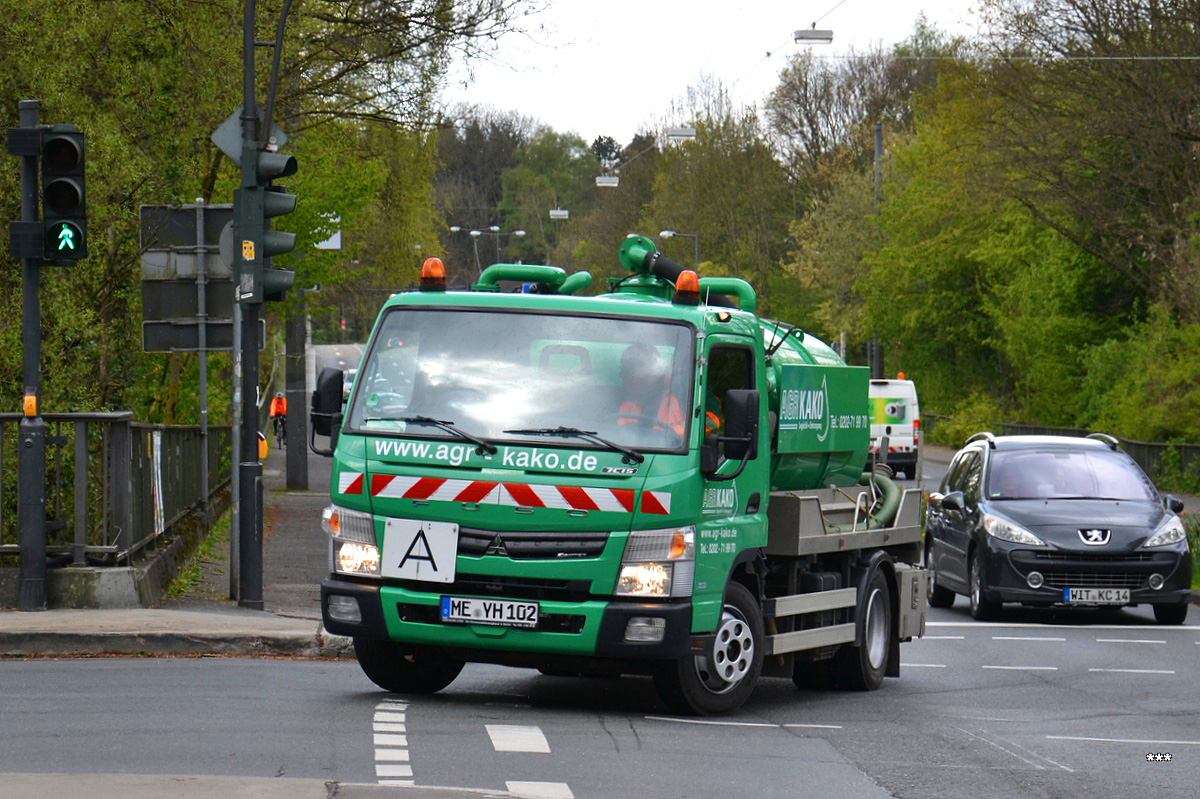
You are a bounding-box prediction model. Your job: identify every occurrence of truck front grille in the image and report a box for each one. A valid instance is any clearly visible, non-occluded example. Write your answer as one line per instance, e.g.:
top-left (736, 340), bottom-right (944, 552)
top-left (457, 528), bottom-right (610, 560)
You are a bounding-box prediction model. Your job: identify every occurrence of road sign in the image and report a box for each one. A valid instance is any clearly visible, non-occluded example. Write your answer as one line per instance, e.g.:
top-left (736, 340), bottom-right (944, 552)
top-left (142, 318), bottom-right (264, 352)
top-left (140, 203), bottom-right (238, 352)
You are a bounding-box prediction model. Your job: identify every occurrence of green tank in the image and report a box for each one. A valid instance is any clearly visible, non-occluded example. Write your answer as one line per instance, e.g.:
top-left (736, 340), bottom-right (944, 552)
top-left (760, 320), bottom-right (870, 491)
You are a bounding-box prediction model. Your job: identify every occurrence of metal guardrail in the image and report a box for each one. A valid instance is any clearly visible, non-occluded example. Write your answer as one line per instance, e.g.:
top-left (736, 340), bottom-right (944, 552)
top-left (1, 413), bottom-right (231, 565)
top-left (924, 414), bottom-right (1200, 484)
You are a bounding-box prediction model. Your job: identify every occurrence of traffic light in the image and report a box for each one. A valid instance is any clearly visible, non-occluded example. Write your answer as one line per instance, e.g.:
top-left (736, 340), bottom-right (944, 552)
top-left (41, 127), bottom-right (86, 260)
top-left (233, 148), bottom-right (297, 303)
top-left (262, 183), bottom-right (296, 303)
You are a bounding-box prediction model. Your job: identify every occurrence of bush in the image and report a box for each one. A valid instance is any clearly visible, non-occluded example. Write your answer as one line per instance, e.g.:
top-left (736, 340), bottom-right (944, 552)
top-left (926, 393), bottom-right (1010, 449)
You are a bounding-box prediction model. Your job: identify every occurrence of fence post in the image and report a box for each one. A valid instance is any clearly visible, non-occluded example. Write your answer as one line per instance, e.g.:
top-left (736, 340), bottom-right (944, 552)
top-left (109, 416), bottom-right (132, 564)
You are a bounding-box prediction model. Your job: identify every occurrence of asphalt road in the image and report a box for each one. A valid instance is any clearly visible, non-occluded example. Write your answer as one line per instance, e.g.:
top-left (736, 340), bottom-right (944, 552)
top-left (4, 603), bottom-right (1197, 799)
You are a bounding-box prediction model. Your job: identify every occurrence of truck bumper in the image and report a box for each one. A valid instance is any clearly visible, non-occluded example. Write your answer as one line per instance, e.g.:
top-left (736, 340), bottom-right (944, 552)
top-left (321, 576), bottom-right (695, 661)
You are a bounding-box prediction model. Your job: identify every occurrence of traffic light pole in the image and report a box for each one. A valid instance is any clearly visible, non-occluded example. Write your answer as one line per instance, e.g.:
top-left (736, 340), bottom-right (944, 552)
top-left (16, 99), bottom-right (47, 611)
top-left (236, 0), bottom-right (264, 609)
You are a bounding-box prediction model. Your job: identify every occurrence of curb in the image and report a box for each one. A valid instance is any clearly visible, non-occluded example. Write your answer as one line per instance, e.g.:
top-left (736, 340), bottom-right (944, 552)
top-left (0, 620), bottom-right (355, 659)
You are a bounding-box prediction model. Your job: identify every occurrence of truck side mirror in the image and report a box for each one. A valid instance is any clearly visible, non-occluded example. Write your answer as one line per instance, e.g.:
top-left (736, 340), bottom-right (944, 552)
top-left (722, 389), bottom-right (759, 461)
top-left (310, 367), bottom-right (344, 456)
top-left (702, 389), bottom-right (760, 482)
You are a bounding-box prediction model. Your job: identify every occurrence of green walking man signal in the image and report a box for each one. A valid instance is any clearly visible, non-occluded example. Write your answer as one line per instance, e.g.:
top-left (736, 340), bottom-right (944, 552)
top-left (40, 127), bottom-right (87, 261)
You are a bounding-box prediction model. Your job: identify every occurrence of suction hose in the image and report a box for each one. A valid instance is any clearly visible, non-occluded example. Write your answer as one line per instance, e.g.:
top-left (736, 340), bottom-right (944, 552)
top-left (827, 469), bottom-right (903, 532)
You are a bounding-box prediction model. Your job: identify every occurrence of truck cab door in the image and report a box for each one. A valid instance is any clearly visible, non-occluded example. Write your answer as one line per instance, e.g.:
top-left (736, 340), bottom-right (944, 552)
top-left (697, 342), bottom-right (768, 529)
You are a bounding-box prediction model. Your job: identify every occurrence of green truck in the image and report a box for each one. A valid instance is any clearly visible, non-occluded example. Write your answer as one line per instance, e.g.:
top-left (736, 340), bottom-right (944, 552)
top-left (310, 236), bottom-right (927, 715)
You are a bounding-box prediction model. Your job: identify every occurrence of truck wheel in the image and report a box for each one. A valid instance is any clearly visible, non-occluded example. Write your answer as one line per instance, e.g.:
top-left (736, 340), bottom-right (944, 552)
top-left (832, 568), bottom-right (892, 691)
top-left (653, 581), bottom-right (763, 715)
top-left (926, 542), bottom-right (956, 609)
top-left (968, 552), bottom-right (1001, 621)
top-left (353, 637), bottom-right (464, 694)
top-left (1152, 602), bottom-right (1189, 625)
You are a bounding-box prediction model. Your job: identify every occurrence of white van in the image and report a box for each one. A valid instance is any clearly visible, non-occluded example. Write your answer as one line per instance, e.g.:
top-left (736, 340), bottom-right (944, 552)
top-left (868, 376), bottom-right (920, 479)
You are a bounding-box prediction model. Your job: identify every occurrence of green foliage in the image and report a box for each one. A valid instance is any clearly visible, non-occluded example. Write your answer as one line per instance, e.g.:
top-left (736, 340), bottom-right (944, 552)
top-left (926, 393), bottom-right (1010, 449)
top-left (1154, 446), bottom-right (1200, 495)
top-left (1077, 304), bottom-right (1200, 442)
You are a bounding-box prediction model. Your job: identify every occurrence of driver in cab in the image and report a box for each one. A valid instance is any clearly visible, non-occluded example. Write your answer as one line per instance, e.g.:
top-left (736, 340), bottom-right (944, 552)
top-left (618, 342), bottom-right (685, 438)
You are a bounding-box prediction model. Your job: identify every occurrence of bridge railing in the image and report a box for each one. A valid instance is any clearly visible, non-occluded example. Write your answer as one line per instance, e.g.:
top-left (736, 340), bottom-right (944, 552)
top-left (0, 413), bottom-right (231, 565)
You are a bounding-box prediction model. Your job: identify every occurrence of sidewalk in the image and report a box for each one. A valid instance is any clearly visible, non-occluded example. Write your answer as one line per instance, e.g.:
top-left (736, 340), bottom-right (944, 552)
top-left (0, 441), bottom-right (354, 659)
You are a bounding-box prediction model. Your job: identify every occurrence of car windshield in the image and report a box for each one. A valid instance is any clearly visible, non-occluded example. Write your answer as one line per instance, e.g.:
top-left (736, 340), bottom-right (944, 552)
top-left (986, 448), bottom-right (1158, 501)
top-left (345, 307), bottom-right (694, 452)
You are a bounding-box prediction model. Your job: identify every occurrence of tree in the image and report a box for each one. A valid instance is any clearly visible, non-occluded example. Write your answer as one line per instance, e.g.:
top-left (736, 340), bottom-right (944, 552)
top-left (642, 80), bottom-right (792, 315)
top-left (765, 18), bottom-right (960, 207)
top-left (976, 0), bottom-right (1200, 323)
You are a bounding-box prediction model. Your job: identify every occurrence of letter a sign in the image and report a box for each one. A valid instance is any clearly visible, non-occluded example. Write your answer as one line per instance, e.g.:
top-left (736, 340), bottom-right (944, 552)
top-left (382, 518), bottom-right (458, 583)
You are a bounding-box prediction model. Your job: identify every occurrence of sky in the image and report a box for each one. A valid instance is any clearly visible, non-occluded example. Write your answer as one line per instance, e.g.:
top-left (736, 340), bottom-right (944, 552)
top-left (442, 1), bottom-right (983, 146)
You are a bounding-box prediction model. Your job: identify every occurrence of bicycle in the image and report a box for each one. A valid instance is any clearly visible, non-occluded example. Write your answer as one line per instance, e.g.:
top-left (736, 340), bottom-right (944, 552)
top-left (273, 414), bottom-right (286, 450)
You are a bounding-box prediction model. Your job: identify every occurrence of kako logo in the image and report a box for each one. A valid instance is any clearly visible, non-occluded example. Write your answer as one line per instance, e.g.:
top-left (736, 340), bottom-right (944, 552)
top-left (780, 375), bottom-right (831, 443)
top-left (1078, 528), bottom-right (1111, 546)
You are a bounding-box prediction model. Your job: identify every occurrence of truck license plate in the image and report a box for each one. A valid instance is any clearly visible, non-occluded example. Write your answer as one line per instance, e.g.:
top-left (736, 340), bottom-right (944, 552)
top-left (1064, 587), bottom-right (1130, 605)
top-left (441, 596), bottom-right (539, 628)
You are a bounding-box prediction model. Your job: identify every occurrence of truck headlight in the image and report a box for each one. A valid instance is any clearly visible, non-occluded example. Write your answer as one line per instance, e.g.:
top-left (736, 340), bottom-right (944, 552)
top-left (615, 526), bottom-right (695, 598)
top-left (323, 504), bottom-right (380, 577)
top-left (1145, 517), bottom-right (1186, 548)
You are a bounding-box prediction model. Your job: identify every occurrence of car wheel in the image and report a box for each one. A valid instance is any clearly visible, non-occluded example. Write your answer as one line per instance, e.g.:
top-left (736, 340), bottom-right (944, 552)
top-left (968, 552), bottom-right (1001, 621)
top-left (1152, 602), bottom-right (1189, 625)
top-left (353, 637), bottom-right (464, 694)
top-left (654, 581), bottom-right (763, 715)
top-left (926, 541), bottom-right (956, 609)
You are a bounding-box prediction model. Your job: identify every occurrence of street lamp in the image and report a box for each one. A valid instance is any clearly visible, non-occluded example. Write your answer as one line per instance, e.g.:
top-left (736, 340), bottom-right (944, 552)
top-left (794, 27), bottom-right (834, 44)
top-left (660, 229), bottom-right (699, 268)
top-left (464, 226), bottom-right (526, 274)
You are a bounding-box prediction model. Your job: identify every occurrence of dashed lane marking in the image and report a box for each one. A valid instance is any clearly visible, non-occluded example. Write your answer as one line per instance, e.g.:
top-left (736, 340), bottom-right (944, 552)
top-left (901, 663), bottom-right (947, 667)
top-left (486, 724), bottom-right (551, 753)
top-left (644, 716), bottom-right (777, 727)
top-left (981, 665), bottom-right (1058, 671)
top-left (1087, 668), bottom-right (1175, 674)
top-left (1095, 638), bottom-right (1165, 644)
top-left (507, 781), bottom-right (574, 799)
top-left (1048, 736), bottom-right (1200, 746)
top-left (992, 636), bottom-right (1066, 641)
top-left (374, 699), bottom-right (413, 785)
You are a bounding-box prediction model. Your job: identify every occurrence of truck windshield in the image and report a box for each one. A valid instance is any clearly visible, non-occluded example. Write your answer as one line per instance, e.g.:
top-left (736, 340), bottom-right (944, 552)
top-left (346, 308), bottom-right (695, 452)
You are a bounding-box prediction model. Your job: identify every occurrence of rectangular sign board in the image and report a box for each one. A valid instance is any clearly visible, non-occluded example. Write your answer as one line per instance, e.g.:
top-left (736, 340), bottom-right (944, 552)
top-left (141, 319), bottom-right (264, 353)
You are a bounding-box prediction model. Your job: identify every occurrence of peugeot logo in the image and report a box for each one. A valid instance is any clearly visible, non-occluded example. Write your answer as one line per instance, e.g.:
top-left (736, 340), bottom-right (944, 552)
top-left (1079, 528), bottom-right (1111, 546)
top-left (484, 535), bottom-right (508, 556)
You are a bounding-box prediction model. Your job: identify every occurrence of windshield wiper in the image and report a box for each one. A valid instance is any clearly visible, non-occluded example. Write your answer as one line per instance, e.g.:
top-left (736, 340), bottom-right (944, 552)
top-left (384, 415), bottom-right (498, 455)
top-left (503, 426), bottom-right (644, 464)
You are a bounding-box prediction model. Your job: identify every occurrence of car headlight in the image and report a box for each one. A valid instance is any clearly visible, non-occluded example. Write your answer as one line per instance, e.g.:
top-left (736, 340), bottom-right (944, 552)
top-left (615, 526), bottom-right (695, 598)
top-left (1144, 517), bottom-right (1187, 548)
top-left (983, 514), bottom-right (1045, 546)
top-left (323, 504), bottom-right (380, 576)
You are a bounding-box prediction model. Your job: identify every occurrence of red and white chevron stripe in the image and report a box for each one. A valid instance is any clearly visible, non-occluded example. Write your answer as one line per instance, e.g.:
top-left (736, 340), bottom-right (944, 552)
top-left (336, 472), bottom-right (672, 515)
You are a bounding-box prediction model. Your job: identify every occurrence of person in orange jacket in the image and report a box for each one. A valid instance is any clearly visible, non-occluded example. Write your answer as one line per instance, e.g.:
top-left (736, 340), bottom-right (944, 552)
top-left (269, 391), bottom-right (287, 447)
top-left (617, 342), bottom-right (685, 438)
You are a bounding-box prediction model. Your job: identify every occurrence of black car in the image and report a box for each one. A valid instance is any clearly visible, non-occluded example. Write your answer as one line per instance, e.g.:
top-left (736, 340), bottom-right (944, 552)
top-left (925, 433), bottom-right (1192, 624)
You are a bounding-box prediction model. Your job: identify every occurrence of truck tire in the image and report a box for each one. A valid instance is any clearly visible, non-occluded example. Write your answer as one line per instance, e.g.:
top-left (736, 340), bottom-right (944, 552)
top-left (832, 568), bottom-right (892, 691)
top-left (653, 581), bottom-right (763, 715)
top-left (353, 637), bottom-right (464, 694)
